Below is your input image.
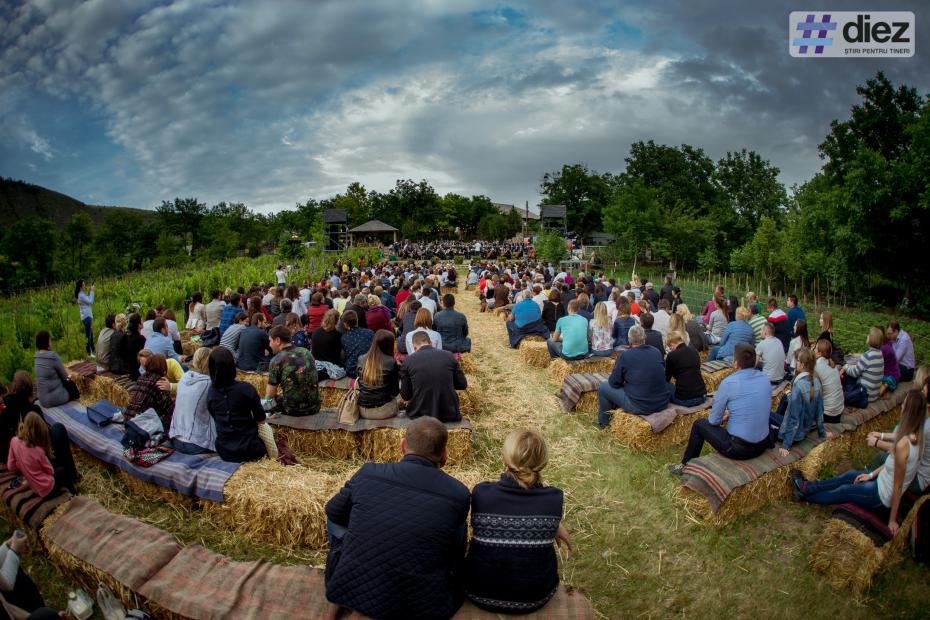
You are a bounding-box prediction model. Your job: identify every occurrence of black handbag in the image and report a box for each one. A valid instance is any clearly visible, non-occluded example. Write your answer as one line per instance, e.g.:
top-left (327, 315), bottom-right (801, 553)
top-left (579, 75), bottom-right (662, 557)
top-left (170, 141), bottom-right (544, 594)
top-left (200, 328), bottom-right (221, 347)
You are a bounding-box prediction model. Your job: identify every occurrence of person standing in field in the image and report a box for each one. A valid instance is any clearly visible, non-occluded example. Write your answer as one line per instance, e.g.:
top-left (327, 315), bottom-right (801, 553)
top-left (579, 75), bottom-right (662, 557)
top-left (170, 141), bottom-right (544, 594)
top-left (75, 279), bottom-right (95, 357)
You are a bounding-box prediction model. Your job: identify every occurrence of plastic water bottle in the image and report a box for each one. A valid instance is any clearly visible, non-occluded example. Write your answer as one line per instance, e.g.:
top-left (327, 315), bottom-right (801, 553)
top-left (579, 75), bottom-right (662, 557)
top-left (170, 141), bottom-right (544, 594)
top-left (66, 588), bottom-right (94, 620)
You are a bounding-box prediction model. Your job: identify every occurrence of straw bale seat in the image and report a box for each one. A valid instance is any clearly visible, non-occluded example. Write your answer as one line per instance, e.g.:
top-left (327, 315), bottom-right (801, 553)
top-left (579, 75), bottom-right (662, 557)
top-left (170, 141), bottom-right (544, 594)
top-left (809, 494), bottom-right (930, 593)
top-left (676, 384), bottom-right (912, 525)
top-left (440, 285), bottom-right (459, 295)
top-left (66, 361), bottom-right (134, 407)
top-left (547, 355), bottom-right (615, 385)
top-left (458, 352), bottom-right (477, 375)
top-left (0, 465), bottom-right (72, 544)
top-left (518, 338), bottom-right (550, 368)
top-left (558, 372), bottom-right (608, 413)
top-left (41, 497), bottom-right (594, 620)
top-left (465, 283), bottom-right (476, 291)
top-left (267, 409), bottom-right (473, 465)
top-left (700, 359), bottom-right (736, 393)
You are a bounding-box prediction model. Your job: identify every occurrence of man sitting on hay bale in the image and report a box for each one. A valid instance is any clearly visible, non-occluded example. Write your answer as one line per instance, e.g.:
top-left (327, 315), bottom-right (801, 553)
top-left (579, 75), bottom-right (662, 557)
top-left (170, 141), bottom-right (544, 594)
top-left (324, 416), bottom-right (470, 620)
top-left (668, 344), bottom-right (771, 476)
top-left (596, 325), bottom-right (668, 429)
top-left (506, 291), bottom-right (551, 347)
top-left (401, 332), bottom-right (468, 421)
top-left (433, 294), bottom-right (471, 353)
top-left (264, 326), bottom-right (320, 417)
top-left (547, 300), bottom-right (589, 361)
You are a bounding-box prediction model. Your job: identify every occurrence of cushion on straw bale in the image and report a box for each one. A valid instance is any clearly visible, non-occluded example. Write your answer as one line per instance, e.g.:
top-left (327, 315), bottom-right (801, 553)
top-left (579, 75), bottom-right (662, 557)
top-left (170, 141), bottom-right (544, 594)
top-left (558, 372), bottom-right (609, 413)
top-left (547, 356), bottom-right (616, 385)
top-left (0, 465), bottom-right (71, 530)
top-left (677, 383), bottom-right (913, 525)
top-left (42, 402), bottom-right (240, 502)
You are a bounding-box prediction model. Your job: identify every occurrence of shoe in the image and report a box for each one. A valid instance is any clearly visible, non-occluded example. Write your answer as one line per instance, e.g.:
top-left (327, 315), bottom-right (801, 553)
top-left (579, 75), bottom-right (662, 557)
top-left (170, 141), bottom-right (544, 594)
top-left (667, 463), bottom-right (685, 477)
top-left (592, 422), bottom-right (608, 430)
top-left (89, 353), bottom-right (96, 359)
top-left (789, 469), bottom-right (806, 499)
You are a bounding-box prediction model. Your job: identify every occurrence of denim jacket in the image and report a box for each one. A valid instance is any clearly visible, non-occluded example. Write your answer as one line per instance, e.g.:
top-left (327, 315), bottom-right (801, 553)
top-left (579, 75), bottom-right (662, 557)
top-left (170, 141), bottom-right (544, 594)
top-left (778, 372), bottom-right (825, 450)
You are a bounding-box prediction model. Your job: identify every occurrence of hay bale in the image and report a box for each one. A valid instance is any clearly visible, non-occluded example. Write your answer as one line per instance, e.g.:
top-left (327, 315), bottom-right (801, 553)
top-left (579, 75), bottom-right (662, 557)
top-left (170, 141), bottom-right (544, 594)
top-left (699, 350), bottom-right (709, 363)
top-left (702, 367), bottom-right (735, 393)
top-left (93, 375), bottom-right (131, 408)
top-left (465, 284), bottom-right (476, 291)
top-left (575, 391), bottom-right (599, 413)
top-left (201, 460), bottom-right (344, 550)
top-left (272, 426), bottom-right (359, 461)
top-left (547, 357), bottom-right (615, 385)
top-left (320, 385), bottom-right (349, 409)
top-left (609, 407), bottom-right (711, 453)
top-left (809, 519), bottom-right (885, 594)
top-left (459, 374), bottom-right (481, 417)
top-left (519, 340), bottom-right (550, 368)
top-left (181, 340), bottom-right (202, 357)
top-left (358, 427), bottom-right (471, 466)
top-left (236, 371), bottom-right (268, 395)
top-left (458, 352), bottom-right (477, 375)
top-left (492, 306), bottom-right (509, 318)
top-left (440, 286), bottom-right (458, 295)
top-left (117, 470), bottom-right (196, 508)
top-left (179, 329), bottom-right (193, 342)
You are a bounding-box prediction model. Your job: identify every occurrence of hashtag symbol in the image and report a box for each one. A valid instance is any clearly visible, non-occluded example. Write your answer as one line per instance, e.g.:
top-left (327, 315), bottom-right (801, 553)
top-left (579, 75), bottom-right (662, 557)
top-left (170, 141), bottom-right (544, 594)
top-left (795, 13), bottom-right (836, 55)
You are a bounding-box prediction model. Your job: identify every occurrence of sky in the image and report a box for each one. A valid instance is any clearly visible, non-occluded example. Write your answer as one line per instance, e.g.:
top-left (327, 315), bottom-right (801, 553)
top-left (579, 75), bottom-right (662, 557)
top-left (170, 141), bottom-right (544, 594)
top-left (1, 0), bottom-right (927, 213)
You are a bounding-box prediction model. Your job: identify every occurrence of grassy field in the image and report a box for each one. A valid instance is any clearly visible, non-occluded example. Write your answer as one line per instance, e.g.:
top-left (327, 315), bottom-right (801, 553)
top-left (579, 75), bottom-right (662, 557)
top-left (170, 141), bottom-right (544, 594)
top-left (3, 276), bottom-right (929, 618)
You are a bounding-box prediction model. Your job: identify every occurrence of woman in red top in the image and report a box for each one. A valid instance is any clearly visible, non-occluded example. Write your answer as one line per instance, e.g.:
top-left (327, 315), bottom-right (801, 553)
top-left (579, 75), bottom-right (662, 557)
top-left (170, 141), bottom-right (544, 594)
top-left (365, 295), bottom-right (393, 334)
top-left (7, 412), bottom-right (70, 498)
top-left (307, 292), bottom-right (329, 333)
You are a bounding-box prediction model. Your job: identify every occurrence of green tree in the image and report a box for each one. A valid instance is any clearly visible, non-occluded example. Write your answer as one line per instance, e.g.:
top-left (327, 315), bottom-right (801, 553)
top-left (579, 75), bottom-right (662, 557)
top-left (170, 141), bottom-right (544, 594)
top-left (730, 216), bottom-right (786, 296)
top-left (535, 231), bottom-right (568, 264)
top-left (714, 149), bottom-right (788, 248)
top-left (0, 217), bottom-right (56, 288)
top-left (157, 197), bottom-right (207, 251)
top-left (540, 163), bottom-right (614, 238)
top-left (64, 212), bottom-right (94, 278)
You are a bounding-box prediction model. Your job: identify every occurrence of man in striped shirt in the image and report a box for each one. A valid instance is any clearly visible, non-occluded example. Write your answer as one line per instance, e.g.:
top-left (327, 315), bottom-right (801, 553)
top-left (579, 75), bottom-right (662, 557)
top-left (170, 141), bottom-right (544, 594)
top-left (841, 326), bottom-right (885, 407)
top-left (747, 303), bottom-right (767, 343)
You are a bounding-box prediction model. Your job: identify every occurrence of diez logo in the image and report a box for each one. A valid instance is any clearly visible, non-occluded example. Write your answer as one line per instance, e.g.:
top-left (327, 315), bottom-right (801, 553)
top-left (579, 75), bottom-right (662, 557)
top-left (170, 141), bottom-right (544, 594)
top-left (789, 12), bottom-right (914, 58)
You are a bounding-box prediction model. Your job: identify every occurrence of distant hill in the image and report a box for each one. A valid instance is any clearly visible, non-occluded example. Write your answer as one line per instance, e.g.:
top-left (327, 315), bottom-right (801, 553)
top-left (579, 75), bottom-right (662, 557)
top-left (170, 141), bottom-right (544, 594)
top-left (0, 178), bottom-right (153, 228)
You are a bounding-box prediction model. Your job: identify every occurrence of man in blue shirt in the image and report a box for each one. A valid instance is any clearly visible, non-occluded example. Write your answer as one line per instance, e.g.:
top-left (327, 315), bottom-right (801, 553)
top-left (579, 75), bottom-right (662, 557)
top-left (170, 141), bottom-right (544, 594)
top-left (596, 324), bottom-right (669, 428)
top-left (505, 292), bottom-right (550, 347)
top-left (707, 306), bottom-right (755, 362)
top-left (669, 343), bottom-right (772, 474)
top-left (786, 294), bottom-right (806, 337)
top-left (219, 294), bottom-right (243, 336)
top-left (547, 300), bottom-right (589, 360)
top-left (145, 317), bottom-right (182, 362)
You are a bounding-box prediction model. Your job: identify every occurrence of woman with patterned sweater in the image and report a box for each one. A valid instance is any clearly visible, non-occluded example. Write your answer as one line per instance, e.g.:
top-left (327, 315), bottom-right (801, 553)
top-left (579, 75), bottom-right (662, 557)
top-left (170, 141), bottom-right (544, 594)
top-left (464, 429), bottom-right (572, 614)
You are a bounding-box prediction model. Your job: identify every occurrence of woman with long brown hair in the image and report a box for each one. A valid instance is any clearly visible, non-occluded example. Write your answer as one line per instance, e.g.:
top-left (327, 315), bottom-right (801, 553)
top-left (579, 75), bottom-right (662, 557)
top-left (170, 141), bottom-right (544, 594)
top-left (404, 308), bottom-right (442, 353)
top-left (357, 330), bottom-right (400, 420)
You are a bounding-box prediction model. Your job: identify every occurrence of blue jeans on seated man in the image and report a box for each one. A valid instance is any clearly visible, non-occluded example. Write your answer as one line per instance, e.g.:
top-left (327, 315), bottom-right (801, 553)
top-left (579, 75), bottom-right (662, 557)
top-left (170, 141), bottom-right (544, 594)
top-left (706, 347), bottom-right (731, 363)
top-left (800, 469), bottom-right (883, 508)
top-left (842, 378), bottom-right (869, 409)
top-left (665, 382), bottom-right (706, 408)
top-left (597, 383), bottom-right (646, 427)
top-left (547, 339), bottom-right (587, 361)
top-left (588, 348), bottom-right (614, 358)
top-left (327, 519), bottom-right (348, 547)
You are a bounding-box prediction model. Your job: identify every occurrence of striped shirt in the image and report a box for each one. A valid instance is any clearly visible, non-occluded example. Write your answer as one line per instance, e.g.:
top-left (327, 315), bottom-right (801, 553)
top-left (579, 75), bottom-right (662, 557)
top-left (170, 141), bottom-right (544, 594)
top-left (845, 348), bottom-right (883, 402)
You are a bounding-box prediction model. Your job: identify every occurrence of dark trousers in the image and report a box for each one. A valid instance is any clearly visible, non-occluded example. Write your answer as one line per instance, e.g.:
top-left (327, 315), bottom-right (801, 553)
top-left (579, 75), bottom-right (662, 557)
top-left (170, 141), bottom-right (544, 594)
top-left (3, 567), bottom-right (45, 613)
top-left (682, 418), bottom-right (769, 464)
top-left (900, 366), bottom-right (915, 382)
top-left (81, 316), bottom-right (94, 355)
top-left (49, 423), bottom-right (78, 493)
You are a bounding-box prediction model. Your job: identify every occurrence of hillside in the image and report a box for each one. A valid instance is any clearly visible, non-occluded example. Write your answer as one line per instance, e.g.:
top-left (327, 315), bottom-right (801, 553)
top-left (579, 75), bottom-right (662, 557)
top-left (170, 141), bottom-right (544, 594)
top-left (0, 177), bottom-right (153, 227)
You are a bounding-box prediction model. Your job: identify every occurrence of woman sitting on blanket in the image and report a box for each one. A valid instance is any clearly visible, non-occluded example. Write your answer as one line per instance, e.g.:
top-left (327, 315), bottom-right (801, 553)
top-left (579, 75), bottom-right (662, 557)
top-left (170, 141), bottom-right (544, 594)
top-left (357, 330), bottom-right (401, 420)
top-left (770, 348), bottom-right (832, 457)
top-left (33, 331), bottom-right (76, 408)
top-left (588, 302), bottom-right (613, 358)
top-left (206, 347), bottom-right (267, 463)
top-left (169, 347), bottom-right (217, 455)
top-left (792, 389), bottom-right (926, 535)
top-left (125, 353), bottom-right (175, 426)
top-left (7, 411), bottom-right (77, 497)
top-left (464, 429), bottom-right (572, 614)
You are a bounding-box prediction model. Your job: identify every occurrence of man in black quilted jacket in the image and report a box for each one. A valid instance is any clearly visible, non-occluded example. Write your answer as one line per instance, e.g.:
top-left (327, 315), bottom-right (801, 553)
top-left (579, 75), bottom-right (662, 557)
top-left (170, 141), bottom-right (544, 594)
top-left (324, 416), bottom-right (471, 619)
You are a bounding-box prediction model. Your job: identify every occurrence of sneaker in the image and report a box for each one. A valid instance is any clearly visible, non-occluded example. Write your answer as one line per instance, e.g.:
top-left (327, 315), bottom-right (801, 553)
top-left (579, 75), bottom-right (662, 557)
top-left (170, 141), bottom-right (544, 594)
top-left (667, 463), bottom-right (685, 477)
top-left (789, 469), bottom-right (806, 499)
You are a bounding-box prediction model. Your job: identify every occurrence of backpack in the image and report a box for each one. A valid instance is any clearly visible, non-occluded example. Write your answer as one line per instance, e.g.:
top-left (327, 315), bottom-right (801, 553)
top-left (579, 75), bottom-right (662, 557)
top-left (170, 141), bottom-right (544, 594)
top-left (910, 497), bottom-right (930, 563)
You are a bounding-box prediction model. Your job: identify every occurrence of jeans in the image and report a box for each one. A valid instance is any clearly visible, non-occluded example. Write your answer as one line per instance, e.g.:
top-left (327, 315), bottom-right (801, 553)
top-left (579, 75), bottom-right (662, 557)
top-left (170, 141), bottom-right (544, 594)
top-left (801, 469), bottom-right (883, 508)
top-left (682, 418), bottom-right (769, 463)
top-left (843, 382), bottom-right (869, 409)
top-left (597, 383), bottom-right (643, 427)
top-left (666, 382), bottom-right (706, 407)
top-left (327, 519), bottom-right (348, 546)
top-left (81, 316), bottom-right (94, 355)
top-left (588, 348), bottom-right (614, 358)
top-left (707, 346), bottom-right (726, 362)
top-left (900, 366), bottom-right (915, 382)
top-left (173, 439), bottom-right (214, 455)
top-left (547, 339), bottom-right (586, 361)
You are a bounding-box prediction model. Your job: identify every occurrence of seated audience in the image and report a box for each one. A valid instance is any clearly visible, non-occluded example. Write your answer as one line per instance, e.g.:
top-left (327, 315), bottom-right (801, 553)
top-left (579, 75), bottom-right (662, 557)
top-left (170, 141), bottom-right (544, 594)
top-left (400, 331), bottom-right (467, 421)
top-left (887, 320), bottom-right (915, 382)
top-left (547, 300), bottom-right (589, 361)
top-left (817, 311), bottom-right (834, 345)
top-left (365, 295), bottom-right (393, 334)
top-left (610, 298), bottom-right (636, 349)
top-left (169, 348), bottom-right (216, 454)
top-left (793, 389), bottom-right (925, 536)
top-left (665, 333), bottom-right (707, 407)
top-left (395, 299), bottom-right (421, 355)
top-left (219, 294), bottom-right (243, 335)
top-left (677, 305), bottom-right (706, 352)
top-left (32, 331), bottom-right (75, 407)
top-left (709, 306), bottom-right (754, 362)
top-left (122, 314), bottom-right (148, 380)
top-left (747, 303), bottom-right (767, 343)
top-left (841, 326), bottom-right (884, 407)
top-left (95, 314), bottom-right (117, 371)
top-left (125, 353), bottom-right (174, 426)
top-left (464, 429), bottom-right (572, 613)
top-left (357, 330), bottom-right (401, 419)
top-left (867, 368), bottom-right (930, 494)
top-left (588, 302), bottom-right (613, 357)
top-left (596, 325), bottom-right (669, 428)
top-left (186, 292), bottom-right (207, 332)
top-left (653, 299), bottom-right (672, 340)
top-left (324, 417), bottom-right (470, 619)
top-left (786, 294), bottom-right (806, 335)
top-left (668, 311), bottom-right (689, 346)
top-left (0, 527), bottom-right (63, 618)
top-left (219, 311), bottom-right (249, 360)
top-left (206, 347), bottom-right (268, 463)
top-left (786, 319), bottom-right (811, 374)
top-left (766, 298), bottom-right (791, 352)
top-left (341, 310), bottom-right (374, 379)
top-left (755, 322), bottom-right (787, 384)
top-left (205, 290), bottom-right (226, 330)
top-left (307, 292), bottom-right (329, 333)
top-left (669, 344), bottom-right (771, 474)
top-left (145, 318), bottom-right (182, 363)
top-left (1, 372), bottom-right (43, 462)
top-left (312, 309), bottom-right (344, 367)
top-left (433, 294), bottom-right (471, 353)
top-left (880, 327), bottom-right (901, 383)
top-left (540, 290), bottom-right (564, 334)
top-left (236, 314), bottom-right (271, 372)
top-left (405, 308), bottom-right (442, 353)
top-left (639, 312), bottom-right (665, 360)
top-left (705, 297), bottom-right (728, 345)
top-left (137, 348), bottom-right (183, 394)
top-left (265, 325), bottom-right (320, 417)
top-left (285, 312), bottom-right (309, 349)
top-left (7, 410), bottom-right (77, 497)
top-left (814, 339), bottom-right (845, 424)
top-left (770, 348), bottom-right (829, 456)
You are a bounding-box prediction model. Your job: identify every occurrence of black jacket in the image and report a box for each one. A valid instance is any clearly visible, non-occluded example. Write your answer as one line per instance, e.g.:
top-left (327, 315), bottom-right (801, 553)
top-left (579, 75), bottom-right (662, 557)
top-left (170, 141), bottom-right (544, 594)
top-left (206, 382), bottom-right (267, 463)
top-left (108, 329), bottom-right (129, 374)
top-left (0, 393), bottom-right (41, 462)
top-left (464, 474), bottom-right (563, 614)
top-left (357, 353), bottom-right (400, 409)
top-left (644, 329), bottom-right (665, 361)
top-left (665, 343), bottom-right (707, 401)
top-left (325, 454), bottom-right (470, 620)
top-left (540, 301), bottom-right (564, 334)
top-left (311, 328), bottom-right (343, 366)
top-left (236, 327), bottom-right (270, 371)
top-left (400, 347), bottom-right (467, 421)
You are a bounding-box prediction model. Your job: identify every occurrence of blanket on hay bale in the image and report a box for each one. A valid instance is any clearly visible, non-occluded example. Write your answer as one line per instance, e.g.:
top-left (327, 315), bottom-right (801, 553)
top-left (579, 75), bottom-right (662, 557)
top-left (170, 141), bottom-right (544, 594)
top-left (42, 497), bottom-right (594, 620)
top-left (42, 402), bottom-right (240, 502)
top-left (547, 355), bottom-right (616, 385)
top-left (809, 494), bottom-right (930, 593)
top-left (0, 465), bottom-right (71, 534)
top-left (267, 409), bottom-right (473, 465)
top-left (676, 383), bottom-right (912, 525)
top-left (608, 382), bottom-right (788, 453)
top-left (66, 361), bottom-right (134, 408)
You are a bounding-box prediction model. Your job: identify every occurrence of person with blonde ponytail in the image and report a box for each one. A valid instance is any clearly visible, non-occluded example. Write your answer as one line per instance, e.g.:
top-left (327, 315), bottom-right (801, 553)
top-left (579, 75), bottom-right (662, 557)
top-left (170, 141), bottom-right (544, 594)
top-left (464, 429), bottom-right (572, 614)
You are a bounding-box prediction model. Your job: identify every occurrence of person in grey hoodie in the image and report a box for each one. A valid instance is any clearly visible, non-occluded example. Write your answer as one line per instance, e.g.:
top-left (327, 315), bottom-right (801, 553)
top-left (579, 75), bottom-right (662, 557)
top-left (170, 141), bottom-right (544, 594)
top-left (33, 331), bottom-right (73, 407)
top-left (168, 347), bottom-right (216, 454)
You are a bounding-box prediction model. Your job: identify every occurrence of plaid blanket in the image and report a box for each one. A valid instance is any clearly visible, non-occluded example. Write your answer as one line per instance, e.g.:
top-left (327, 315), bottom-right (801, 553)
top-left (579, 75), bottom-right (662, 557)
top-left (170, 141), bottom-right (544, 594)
top-left (42, 402), bottom-right (240, 502)
top-left (558, 373), bottom-right (609, 413)
top-left (268, 408), bottom-right (473, 433)
top-left (700, 359), bottom-right (731, 374)
top-left (44, 496), bottom-right (182, 591)
top-left (682, 383), bottom-right (912, 512)
top-left (0, 466), bottom-right (71, 530)
top-left (320, 377), bottom-right (355, 391)
top-left (67, 360), bottom-right (98, 377)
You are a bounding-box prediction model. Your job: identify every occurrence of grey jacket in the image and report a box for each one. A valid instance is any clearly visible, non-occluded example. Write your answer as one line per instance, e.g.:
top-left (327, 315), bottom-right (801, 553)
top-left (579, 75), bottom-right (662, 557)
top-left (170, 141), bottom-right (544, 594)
top-left (432, 308), bottom-right (471, 353)
top-left (34, 351), bottom-right (70, 407)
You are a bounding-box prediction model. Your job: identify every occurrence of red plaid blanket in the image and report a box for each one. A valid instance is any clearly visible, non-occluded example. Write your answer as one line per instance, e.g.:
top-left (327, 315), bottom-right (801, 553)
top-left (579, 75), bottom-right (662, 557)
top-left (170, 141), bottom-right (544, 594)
top-left (0, 466), bottom-right (71, 530)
